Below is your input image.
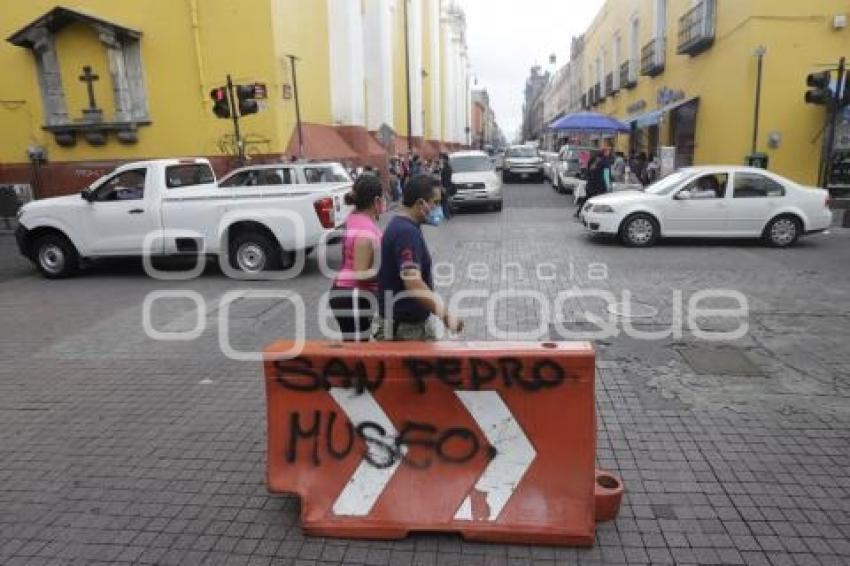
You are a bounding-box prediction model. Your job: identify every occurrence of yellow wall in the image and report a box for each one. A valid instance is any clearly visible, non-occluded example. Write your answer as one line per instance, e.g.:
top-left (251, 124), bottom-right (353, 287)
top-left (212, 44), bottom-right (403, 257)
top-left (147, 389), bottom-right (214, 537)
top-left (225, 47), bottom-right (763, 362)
top-left (271, 0), bottom-right (332, 128)
top-left (392, 0), bottom-right (410, 140)
top-left (54, 22), bottom-right (116, 121)
top-left (0, 0), bottom-right (334, 165)
top-left (580, 0), bottom-right (850, 185)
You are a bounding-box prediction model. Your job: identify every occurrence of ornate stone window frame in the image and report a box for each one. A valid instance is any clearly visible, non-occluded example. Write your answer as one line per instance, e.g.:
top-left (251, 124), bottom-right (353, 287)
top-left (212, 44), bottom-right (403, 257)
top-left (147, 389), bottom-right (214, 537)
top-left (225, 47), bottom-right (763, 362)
top-left (7, 6), bottom-right (150, 147)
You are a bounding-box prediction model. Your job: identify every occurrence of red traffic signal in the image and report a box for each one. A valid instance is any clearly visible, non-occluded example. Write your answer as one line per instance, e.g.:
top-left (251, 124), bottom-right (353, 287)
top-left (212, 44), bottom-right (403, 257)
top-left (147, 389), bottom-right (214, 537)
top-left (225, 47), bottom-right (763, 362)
top-left (210, 87), bottom-right (231, 118)
top-left (805, 71), bottom-right (832, 106)
top-left (236, 84), bottom-right (259, 116)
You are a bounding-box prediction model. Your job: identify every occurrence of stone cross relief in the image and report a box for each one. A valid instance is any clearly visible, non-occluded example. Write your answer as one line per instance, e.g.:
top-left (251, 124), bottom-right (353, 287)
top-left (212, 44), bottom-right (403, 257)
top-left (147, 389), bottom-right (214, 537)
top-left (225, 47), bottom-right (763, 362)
top-left (78, 65), bottom-right (103, 121)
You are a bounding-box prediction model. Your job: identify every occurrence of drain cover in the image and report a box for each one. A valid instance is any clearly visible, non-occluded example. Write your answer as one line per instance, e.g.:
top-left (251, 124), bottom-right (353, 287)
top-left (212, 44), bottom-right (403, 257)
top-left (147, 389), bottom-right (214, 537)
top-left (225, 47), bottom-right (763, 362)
top-left (678, 346), bottom-right (763, 376)
top-left (607, 301), bottom-right (658, 318)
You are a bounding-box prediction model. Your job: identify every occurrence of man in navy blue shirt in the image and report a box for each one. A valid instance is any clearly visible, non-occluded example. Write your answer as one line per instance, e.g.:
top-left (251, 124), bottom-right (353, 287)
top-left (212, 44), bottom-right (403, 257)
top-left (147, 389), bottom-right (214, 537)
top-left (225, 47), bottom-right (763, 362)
top-left (374, 174), bottom-right (464, 341)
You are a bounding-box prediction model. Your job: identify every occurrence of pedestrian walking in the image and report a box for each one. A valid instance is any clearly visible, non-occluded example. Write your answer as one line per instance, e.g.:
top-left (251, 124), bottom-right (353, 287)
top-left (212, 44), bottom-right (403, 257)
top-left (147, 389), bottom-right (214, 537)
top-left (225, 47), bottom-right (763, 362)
top-left (328, 175), bottom-right (385, 341)
top-left (574, 153), bottom-right (608, 218)
top-left (374, 174), bottom-right (463, 341)
top-left (409, 154), bottom-right (423, 176)
top-left (439, 152), bottom-right (454, 220)
top-left (646, 154), bottom-right (660, 184)
top-left (612, 152), bottom-right (626, 184)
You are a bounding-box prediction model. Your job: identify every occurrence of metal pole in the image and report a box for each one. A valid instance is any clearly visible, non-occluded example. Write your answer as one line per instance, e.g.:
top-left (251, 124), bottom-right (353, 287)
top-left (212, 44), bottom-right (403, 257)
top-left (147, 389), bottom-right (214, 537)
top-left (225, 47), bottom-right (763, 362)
top-left (226, 74), bottom-right (245, 164)
top-left (403, 0), bottom-right (413, 152)
top-left (751, 48), bottom-right (765, 155)
top-left (287, 54), bottom-right (305, 158)
top-left (823, 56), bottom-right (845, 189)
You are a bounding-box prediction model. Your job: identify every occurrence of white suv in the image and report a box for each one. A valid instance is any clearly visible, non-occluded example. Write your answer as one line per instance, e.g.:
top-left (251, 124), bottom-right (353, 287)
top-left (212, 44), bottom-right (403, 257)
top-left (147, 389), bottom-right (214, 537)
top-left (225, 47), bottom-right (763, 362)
top-left (448, 150), bottom-right (503, 212)
top-left (502, 145), bottom-right (544, 183)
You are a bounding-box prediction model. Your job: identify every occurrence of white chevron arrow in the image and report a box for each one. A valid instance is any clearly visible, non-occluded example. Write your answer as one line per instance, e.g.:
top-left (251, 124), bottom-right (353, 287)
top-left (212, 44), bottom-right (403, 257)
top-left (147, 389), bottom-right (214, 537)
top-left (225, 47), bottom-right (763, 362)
top-left (453, 390), bottom-right (536, 521)
top-left (329, 388), bottom-right (403, 516)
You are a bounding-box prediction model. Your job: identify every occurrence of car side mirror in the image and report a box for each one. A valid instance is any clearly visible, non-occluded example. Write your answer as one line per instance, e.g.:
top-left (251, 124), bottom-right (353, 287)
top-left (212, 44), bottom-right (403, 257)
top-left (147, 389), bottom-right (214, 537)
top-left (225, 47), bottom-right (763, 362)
top-left (675, 190), bottom-right (691, 200)
top-left (81, 189), bottom-right (94, 202)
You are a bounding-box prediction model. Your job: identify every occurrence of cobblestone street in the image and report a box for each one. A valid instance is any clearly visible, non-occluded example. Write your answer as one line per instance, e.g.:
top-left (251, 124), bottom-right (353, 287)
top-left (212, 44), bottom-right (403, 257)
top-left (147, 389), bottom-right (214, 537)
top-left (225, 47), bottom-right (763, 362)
top-left (1, 181), bottom-right (849, 565)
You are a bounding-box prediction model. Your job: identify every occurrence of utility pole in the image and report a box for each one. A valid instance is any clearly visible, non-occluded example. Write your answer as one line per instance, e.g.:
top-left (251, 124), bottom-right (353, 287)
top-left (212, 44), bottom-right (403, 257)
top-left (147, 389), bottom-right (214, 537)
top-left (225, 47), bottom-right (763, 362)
top-left (824, 56), bottom-right (846, 189)
top-left (403, 0), bottom-right (413, 152)
top-left (286, 54), bottom-right (305, 159)
top-left (225, 74), bottom-right (245, 164)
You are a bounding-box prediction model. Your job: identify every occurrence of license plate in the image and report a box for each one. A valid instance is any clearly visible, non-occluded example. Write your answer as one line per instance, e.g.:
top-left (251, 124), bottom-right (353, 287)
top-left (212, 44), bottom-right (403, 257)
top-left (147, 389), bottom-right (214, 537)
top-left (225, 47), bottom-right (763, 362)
top-left (521, 173), bottom-right (528, 178)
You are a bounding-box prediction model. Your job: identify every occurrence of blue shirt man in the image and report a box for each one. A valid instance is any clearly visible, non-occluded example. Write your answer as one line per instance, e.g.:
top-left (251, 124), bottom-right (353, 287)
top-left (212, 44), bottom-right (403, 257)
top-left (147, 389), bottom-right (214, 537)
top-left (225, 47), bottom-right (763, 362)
top-left (374, 174), bottom-right (463, 341)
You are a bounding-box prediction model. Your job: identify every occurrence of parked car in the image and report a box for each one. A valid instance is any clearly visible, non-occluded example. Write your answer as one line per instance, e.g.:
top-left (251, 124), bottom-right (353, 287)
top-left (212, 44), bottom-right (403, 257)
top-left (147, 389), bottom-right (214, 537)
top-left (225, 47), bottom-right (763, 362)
top-left (502, 145), bottom-right (544, 183)
top-left (540, 151), bottom-right (559, 182)
top-left (15, 158), bottom-right (352, 278)
top-left (581, 166), bottom-right (832, 247)
top-left (448, 150), bottom-right (503, 212)
top-left (552, 145), bottom-right (597, 193)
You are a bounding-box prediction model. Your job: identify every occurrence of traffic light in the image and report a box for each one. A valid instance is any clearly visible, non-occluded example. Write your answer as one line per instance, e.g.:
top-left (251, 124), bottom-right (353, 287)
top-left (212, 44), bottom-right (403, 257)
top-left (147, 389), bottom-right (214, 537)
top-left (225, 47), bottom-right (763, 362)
top-left (210, 87), bottom-right (230, 118)
top-left (236, 84), bottom-right (258, 116)
top-left (804, 71), bottom-right (833, 106)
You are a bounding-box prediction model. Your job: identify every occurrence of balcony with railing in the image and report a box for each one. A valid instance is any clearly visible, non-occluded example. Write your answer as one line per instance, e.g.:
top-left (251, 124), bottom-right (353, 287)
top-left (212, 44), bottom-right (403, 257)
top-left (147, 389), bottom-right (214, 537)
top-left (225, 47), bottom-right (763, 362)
top-left (620, 61), bottom-right (637, 89)
top-left (678, 0), bottom-right (716, 56)
top-left (640, 37), bottom-right (665, 77)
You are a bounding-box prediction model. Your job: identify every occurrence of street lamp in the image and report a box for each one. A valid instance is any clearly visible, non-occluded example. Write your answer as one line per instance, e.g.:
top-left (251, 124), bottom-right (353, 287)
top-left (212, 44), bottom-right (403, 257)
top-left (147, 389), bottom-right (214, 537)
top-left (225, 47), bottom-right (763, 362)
top-left (751, 46), bottom-right (767, 158)
top-left (286, 54), bottom-right (304, 158)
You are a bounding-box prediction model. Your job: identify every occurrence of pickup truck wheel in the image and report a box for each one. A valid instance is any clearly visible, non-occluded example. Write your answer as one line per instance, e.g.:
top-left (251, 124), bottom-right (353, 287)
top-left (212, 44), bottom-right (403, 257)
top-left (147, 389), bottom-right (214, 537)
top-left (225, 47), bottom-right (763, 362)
top-left (230, 232), bottom-right (281, 273)
top-left (33, 233), bottom-right (79, 278)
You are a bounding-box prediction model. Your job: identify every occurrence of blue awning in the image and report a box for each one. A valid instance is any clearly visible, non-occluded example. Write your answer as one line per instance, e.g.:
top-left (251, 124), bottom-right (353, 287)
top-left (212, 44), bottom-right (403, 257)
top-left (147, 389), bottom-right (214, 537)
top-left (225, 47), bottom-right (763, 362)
top-left (628, 97), bottom-right (699, 129)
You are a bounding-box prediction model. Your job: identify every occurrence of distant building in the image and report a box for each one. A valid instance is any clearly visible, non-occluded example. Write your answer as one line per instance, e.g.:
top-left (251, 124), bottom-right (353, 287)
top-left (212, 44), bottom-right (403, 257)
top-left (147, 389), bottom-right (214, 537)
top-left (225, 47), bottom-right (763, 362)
top-left (574, 0), bottom-right (848, 185)
top-left (471, 89), bottom-right (504, 149)
top-left (520, 65), bottom-right (550, 143)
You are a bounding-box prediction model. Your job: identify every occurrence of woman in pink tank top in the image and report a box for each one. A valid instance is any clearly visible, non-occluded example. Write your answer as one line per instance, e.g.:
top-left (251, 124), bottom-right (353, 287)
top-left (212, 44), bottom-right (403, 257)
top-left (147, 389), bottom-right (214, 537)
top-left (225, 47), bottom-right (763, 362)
top-left (329, 174), bottom-right (385, 341)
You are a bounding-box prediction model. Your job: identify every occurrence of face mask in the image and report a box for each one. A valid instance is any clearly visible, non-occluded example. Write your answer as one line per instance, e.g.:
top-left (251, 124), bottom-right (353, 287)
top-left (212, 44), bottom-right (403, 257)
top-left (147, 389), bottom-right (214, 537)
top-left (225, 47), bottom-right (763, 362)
top-left (424, 201), bottom-right (444, 226)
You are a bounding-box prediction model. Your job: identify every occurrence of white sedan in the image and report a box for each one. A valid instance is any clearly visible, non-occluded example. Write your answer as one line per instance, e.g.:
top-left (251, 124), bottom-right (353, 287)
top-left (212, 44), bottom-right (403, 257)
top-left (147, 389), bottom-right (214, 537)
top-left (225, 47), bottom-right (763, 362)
top-left (581, 166), bottom-right (832, 247)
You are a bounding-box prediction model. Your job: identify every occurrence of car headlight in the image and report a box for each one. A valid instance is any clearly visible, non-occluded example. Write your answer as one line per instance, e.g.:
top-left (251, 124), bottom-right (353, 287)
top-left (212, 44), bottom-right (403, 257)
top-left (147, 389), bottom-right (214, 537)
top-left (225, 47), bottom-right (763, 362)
top-left (592, 204), bottom-right (615, 213)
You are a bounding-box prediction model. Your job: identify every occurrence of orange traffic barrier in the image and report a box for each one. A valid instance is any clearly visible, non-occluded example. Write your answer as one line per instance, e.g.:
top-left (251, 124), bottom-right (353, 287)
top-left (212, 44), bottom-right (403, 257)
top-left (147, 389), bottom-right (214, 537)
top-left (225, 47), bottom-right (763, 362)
top-left (263, 340), bottom-right (623, 546)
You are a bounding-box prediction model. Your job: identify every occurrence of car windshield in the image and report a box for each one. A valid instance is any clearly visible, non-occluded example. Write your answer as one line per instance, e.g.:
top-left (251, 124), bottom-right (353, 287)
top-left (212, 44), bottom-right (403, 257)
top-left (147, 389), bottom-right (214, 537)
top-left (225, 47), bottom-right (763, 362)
top-left (450, 155), bottom-right (493, 173)
top-left (507, 147), bottom-right (537, 158)
top-left (644, 170), bottom-right (696, 195)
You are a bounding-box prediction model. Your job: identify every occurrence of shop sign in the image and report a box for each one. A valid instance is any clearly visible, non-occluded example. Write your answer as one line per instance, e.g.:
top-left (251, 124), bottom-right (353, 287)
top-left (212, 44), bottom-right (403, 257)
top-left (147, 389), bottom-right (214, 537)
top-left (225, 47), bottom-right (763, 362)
top-left (627, 100), bottom-right (646, 115)
top-left (657, 87), bottom-right (685, 107)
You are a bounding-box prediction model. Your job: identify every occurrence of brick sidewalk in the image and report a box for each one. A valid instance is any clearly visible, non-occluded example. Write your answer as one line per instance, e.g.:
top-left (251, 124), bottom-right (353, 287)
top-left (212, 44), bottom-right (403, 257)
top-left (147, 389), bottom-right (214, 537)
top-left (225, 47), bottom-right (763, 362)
top-left (0, 181), bottom-right (848, 565)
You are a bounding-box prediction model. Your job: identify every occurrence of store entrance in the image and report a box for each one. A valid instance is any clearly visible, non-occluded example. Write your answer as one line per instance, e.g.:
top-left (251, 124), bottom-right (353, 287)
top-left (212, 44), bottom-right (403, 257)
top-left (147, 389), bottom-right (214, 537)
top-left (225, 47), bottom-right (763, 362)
top-left (670, 99), bottom-right (699, 168)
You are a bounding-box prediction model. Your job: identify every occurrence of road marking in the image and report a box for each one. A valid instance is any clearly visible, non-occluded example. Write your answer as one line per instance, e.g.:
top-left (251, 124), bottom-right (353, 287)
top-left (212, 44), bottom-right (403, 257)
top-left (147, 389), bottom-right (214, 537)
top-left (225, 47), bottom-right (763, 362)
top-left (329, 388), bottom-right (403, 516)
top-left (453, 390), bottom-right (536, 521)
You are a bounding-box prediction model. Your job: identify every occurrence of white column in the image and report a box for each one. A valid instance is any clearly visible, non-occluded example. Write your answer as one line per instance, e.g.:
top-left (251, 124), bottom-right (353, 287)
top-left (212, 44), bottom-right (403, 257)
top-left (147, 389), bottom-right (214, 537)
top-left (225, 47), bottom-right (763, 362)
top-left (429, 0), bottom-right (441, 140)
top-left (409, 0), bottom-right (424, 137)
top-left (455, 43), bottom-right (465, 143)
top-left (443, 22), bottom-right (455, 142)
top-left (364, 0), bottom-right (393, 130)
top-left (328, 0), bottom-right (366, 126)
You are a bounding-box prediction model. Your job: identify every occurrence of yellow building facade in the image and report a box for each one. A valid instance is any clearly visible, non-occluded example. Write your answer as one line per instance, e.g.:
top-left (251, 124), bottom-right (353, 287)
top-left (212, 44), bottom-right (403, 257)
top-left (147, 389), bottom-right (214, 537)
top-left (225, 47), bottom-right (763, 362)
top-left (577, 0), bottom-right (848, 185)
top-left (0, 0), bottom-right (470, 197)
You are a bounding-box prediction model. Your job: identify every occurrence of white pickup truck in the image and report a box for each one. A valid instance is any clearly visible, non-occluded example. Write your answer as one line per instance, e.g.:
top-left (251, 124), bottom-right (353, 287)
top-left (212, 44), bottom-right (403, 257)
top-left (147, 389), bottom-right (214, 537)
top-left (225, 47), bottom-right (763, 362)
top-left (15, 158), bottom-right (352, 278)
